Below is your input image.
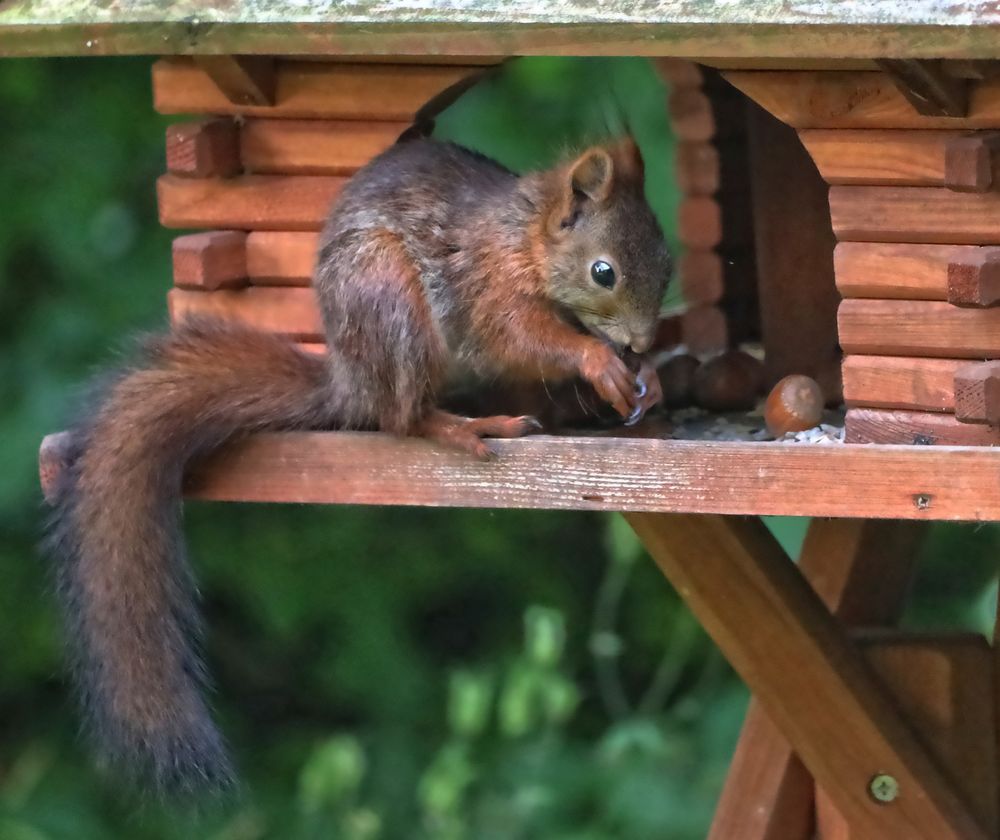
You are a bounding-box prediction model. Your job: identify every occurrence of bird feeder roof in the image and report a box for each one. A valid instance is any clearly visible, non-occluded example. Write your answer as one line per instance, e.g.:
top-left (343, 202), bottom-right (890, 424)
top-left (2, 1), bottom-right (1000, 60)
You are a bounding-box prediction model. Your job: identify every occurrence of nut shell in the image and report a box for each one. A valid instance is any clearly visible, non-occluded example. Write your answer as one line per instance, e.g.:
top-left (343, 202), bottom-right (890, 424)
top-left (693, 351), bottom-right (763, 411)
top-left (765, 375), bottom-right (824, 437)
top-left (657, 353), bottom-right (700, 408)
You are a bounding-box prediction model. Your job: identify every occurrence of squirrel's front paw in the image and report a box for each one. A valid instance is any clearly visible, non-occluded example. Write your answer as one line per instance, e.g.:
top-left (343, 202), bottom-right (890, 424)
top-left (624, 357), bottom-right (663, 426)
top-left (580, 344), bottom-right (639, 419)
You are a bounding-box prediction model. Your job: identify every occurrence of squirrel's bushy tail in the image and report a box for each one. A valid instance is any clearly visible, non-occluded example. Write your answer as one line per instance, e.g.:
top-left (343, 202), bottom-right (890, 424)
top-left (44, 318), bottom-right (335, 797)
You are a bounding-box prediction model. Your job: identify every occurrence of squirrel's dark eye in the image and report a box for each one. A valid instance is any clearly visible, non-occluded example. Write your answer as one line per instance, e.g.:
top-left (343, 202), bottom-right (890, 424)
top-left (590, 260), bottom-right (616, 289)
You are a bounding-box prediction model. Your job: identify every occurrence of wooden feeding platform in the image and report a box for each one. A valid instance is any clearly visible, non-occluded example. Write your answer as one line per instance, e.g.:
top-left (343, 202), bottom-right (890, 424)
top-left (9, 3), bottom-right (1000, 839)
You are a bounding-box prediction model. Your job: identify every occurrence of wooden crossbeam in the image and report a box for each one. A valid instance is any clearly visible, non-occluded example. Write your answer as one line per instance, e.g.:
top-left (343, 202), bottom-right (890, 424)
top-left (723, 71), bottom-right (1000, 131)
top-left (838, 299), bottom-right (1000, 358)
top-left (830, 185), bottom-right (1000, 245)
top-left (168, 287), bottom-right (323, 342)
top-left (817, 633), bottom-right (998, 838)
top-left (834, 242), bottom-right (996, 301)
top-left (71, 433), bottom-right (1000, 520)
top-left (193, 56), bottom-right (276, 107)
top-left (875, 59), bottom-right (969, 119)
top-left (245, 231), bottom-right (317, 286)
top-left (157, 173), bottom-right (346, 231)
top-left (708, 519), bottom-right (923, 840)
top-left (845, 408), bottom-right (1000, 446)
top-left (153, 58), bottom-right (481, 121)
top-left (842, 356), bottom-right (961, 413)
top-left (240, 119), bottom-right (405, 175)
top-left (624, 513), bottom-right (986, 840)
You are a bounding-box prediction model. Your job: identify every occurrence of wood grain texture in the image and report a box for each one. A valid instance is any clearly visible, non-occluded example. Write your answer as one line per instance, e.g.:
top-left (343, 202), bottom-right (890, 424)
top-left (157, 173), bottom-right (345, 231)
top-left (240, 119), bottom-right (405, 175)
top-left (165, 118), bottom-right (241, 178)
top-left (833, 242), bottom-right (994, 300)
top-left (709, 519), bottom-right (922, 840)
top-left (154, 58), bottom-right (480, 120)
top-left (708, 711), bottom-right (813, 840)
top-left (172, 231), bottom-right (248, 290)
top-left (953, 361), bottom-right (1000, 423)
top-left (947, 248), bottom-right (1000, 306)
top-left (749, 102), bottom-right (839, 386)
top-left (944, 132), bottom-right (1000, 191)
top-left (13, 5), bottom-right (1000, 61)
top-left (625, 513), bottom-right (986, 840)
top-left (724, 71), bottom-right (1000, 130)
top-left (830, 185), bottom-right (1000, 244)
top-left (876, 58), bottom-right (969, 118)
top-left (193, 55), bottom-right (276, 106)
top-left (841, 356), bottom-right (962, 413)
top-left (168, 432), bottom-right (1000, 520)
top-left (845, 407), bottom-right (1000, 445)
top-left (838, 298), bottom-right (1000, 358)
top-left (800, 129), bottom-right (958, 187)
top-left (168, 286), bottom-right (322, 341)
top-left (245, 231), bottom-right (318, 285)
top-left (817, 634), bottom-right (998, 839)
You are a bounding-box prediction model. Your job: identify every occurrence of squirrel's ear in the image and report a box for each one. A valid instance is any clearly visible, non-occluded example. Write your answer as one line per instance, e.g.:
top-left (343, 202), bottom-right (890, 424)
top-left (609, 136), bottom-right (644, 184)
top-left (568, 147), bottom-right (615, 202)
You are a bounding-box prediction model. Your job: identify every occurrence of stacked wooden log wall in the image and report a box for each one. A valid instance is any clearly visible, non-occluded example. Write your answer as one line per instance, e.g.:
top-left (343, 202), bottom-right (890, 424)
top-left (158, 56), bottom-right (686, 362)
top-left (154, 57), bottom-right (494, 353)
top-left (726, 69), bottom-right (1000, 445)
top-left (656, 59), bottom-right (758, 355)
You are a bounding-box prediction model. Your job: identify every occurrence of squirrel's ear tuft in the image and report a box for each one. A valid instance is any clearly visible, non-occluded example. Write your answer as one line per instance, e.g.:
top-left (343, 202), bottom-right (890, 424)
top-left (568, 147), bottom-right (615, 202)
top-left (609, 136), bottom-right (644, 184)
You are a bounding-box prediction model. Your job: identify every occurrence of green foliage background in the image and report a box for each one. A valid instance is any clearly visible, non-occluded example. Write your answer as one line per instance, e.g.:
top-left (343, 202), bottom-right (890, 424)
top-left (0, 56), bottom-right (997, 839)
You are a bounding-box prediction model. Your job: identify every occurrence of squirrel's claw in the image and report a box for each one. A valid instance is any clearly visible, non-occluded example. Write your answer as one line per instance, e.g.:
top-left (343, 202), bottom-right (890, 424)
top-left (624, 404), bottom-right (645, 426)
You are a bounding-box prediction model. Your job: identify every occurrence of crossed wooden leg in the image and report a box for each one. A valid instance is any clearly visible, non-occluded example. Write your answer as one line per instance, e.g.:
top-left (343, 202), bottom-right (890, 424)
top-left (624, 514), bottom-right (993, 840)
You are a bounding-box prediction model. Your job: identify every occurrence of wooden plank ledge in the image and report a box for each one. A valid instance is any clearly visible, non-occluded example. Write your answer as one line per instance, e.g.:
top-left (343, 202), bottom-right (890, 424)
top-left (36, 431), bottom-right (1000, 521)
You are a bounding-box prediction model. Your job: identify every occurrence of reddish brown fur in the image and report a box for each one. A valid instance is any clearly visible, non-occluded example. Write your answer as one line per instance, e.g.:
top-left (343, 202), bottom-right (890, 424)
top-left (46, 135), bottom-right (671, 797)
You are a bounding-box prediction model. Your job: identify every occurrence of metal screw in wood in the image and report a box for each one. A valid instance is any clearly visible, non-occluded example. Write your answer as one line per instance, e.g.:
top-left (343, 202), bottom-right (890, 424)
top-left (869, 774), bottom-right (900, 804)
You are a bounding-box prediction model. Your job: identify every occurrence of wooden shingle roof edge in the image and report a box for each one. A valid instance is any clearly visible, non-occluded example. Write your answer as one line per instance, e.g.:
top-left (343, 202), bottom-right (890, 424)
top-left (3, 1), bottom-right (1000, 60)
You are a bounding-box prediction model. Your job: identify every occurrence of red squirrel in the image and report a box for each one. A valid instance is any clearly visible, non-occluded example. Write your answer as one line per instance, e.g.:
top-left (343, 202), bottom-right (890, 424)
top-left (44, 133), bottom-right (671, 796)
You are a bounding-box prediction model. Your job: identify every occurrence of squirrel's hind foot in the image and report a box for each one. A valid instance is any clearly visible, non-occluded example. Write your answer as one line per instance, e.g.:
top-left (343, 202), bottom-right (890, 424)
top-left (415, 410), bottom-right (542, 460)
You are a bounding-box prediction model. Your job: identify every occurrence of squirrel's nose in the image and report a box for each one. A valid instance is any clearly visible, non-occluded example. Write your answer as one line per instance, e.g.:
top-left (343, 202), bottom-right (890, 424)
top-left (629, 332), bottom-right (653, 354)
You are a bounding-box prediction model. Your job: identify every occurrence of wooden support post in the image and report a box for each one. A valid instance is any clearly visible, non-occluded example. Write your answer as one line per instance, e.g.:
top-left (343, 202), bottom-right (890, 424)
top-left (708, 519), bottom-right (923, 840)
top-left (193, 56), bottom-right (276, 107)
top-left (817, 633), bottom-right (998, 838)
top-left (747, 100), bottom-right (839, 388)
top-left (624, 513), bottom-right (987, 840)
top-left (954, 361), bottom-right (1000, 424)
top-left (875, 60), bottom-right (969, 119)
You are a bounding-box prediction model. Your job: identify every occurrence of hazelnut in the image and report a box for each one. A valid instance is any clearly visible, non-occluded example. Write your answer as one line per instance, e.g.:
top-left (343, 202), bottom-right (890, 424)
top-left (693, 351), bottom-right (762, 411)
top-left (657, 353), bottom-right (700, 408)
top-left (765, 375), bottom-right (824, 437)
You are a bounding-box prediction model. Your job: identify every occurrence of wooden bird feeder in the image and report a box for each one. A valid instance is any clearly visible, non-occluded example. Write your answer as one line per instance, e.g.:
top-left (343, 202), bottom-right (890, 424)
top-left (9, 3), bottom-right (1000, 837)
